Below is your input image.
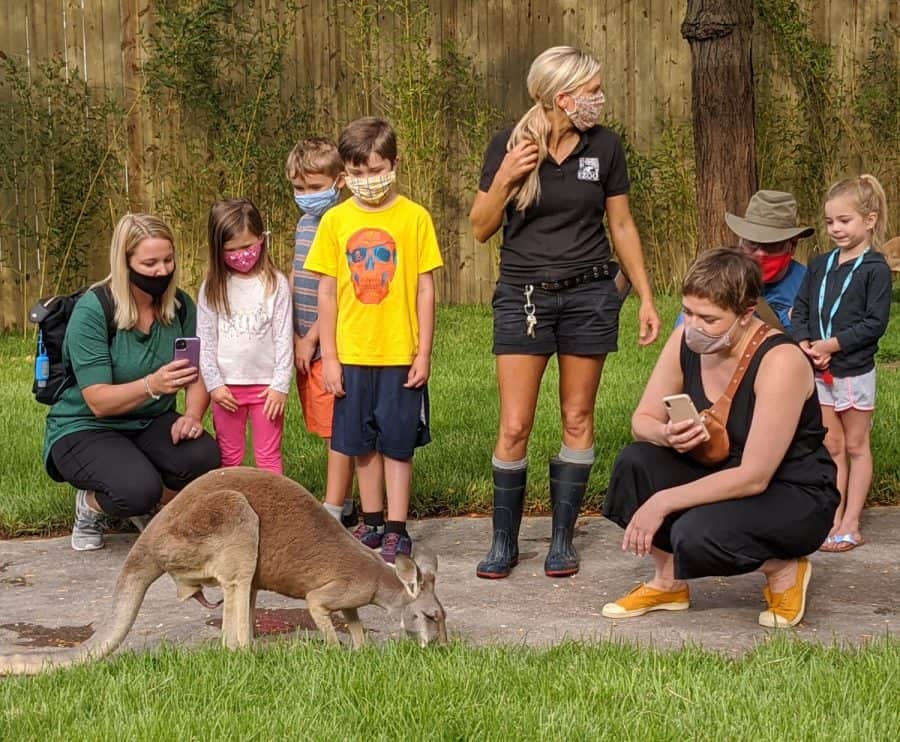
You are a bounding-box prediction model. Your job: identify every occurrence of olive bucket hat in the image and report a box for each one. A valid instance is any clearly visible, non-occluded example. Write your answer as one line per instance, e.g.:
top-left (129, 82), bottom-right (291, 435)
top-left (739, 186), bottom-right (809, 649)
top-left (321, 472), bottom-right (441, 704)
top-left (725, 190), bottom-right (815, 243)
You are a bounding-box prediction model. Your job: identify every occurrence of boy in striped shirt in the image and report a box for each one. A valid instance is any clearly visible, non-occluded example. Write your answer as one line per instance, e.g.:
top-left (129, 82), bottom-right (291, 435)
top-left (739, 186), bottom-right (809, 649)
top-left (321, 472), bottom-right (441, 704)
top-left (287, 138), bottom-right (356, 525)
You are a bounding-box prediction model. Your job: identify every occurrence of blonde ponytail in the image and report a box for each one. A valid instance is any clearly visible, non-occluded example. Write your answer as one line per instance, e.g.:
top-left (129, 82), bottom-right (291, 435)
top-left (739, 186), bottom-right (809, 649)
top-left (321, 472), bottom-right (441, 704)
top-left (507, 46), bottom-right (603, 212)
top-left (826, 174), bottom-right (890, 248)
top-left (508, 104), bottom-right (552, 211)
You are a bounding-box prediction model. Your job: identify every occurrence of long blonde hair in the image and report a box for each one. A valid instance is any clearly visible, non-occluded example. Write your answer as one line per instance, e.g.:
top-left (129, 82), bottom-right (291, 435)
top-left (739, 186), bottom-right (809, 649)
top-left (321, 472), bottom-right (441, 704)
top-left (102, 213), bottom-right (181, 330)
top-left (507, 46), bottom-right (602, 211)
top-left (825, 174), bottom-right (890, 248)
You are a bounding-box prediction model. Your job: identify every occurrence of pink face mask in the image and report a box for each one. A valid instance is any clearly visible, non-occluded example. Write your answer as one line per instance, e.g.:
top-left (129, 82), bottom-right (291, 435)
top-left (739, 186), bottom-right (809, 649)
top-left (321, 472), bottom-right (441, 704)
top-left (223, 240), bottom-right (263, 273)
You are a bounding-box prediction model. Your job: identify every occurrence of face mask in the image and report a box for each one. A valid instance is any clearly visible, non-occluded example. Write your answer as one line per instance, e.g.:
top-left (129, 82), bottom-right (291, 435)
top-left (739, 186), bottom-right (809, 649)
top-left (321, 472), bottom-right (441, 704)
top-left (757, 252), bottom-right (793, 283)
top-left (564, 91), bottom-right (606, 131)
top-left (223, 241), bottom-right (263, 274)
top-left (345, 171), bottom-right (396, 205)
top-left (129, 268), bottom-right (174, 298)
top-left (294, 182), bottom-right (340, 217)
top-left (684, 316), bottom-right (740, 355)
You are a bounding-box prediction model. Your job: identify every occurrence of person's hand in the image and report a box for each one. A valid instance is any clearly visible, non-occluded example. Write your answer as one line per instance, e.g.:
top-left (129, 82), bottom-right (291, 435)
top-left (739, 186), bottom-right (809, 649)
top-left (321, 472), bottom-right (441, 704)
top-left (147, 359), bottom-right (198, 396)
top-left (211, 385), bottom-right (239, 413)
top-left (404, 353), bottom-right (431, 388)
top-left (622, 494), bottom-right (668, 557)
top-left (323, 358), bottom-right (345, 398)
top-left (294, 335), bottom-right (316, 375)
top-left (663, 418), bottom-right (709, 453)
top-left (171, 414), bottom-right (204, 445)
top-left (809, 340), bottom-right (833, 370)
top-left (496, 141), bottom-right (539, 188)
top-left (259, 387), bottom-right (287, 421)
top-left (637, 299), bottom-right (661, 346)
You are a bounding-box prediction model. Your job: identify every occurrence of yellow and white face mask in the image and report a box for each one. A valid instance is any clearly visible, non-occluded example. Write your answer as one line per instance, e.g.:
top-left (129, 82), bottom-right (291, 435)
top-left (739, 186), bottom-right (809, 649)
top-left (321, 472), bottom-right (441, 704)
top-left (345, 171), bottom-right (396, 205)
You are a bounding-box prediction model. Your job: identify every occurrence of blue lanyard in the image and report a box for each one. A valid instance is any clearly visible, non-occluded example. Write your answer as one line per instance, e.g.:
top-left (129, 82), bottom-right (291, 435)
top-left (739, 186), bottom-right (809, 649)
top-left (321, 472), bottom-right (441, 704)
top-left (817, 248), bottom-right (867, 339)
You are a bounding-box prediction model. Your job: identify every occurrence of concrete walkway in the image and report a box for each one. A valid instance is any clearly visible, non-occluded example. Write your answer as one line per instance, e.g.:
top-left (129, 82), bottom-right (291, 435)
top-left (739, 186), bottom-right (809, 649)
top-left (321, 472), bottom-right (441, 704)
top-left (1, 510), bottom-right (896, 658)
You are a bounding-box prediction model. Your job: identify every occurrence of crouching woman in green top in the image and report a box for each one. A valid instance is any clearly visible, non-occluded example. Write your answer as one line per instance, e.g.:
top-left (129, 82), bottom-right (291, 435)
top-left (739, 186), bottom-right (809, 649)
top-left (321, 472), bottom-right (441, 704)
top-left (44, 213), bottom-right (221, 551)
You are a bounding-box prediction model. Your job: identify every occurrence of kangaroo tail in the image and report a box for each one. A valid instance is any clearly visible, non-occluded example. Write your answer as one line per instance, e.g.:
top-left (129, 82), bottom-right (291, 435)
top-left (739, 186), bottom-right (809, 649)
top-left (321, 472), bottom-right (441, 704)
top-left (0, 541), bottom-right (163, 676)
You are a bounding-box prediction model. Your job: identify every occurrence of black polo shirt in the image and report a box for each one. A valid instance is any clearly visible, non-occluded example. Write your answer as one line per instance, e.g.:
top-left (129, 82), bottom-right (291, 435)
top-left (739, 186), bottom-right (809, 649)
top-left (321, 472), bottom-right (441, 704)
top-left (478, 125), bottom-right (630, 283)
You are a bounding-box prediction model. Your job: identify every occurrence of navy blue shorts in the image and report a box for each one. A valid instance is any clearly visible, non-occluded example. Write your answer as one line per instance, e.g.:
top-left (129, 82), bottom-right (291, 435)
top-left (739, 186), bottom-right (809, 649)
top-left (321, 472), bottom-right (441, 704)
top-left (492, 279), bottom-right (623, 356)
top-left (331, 365), bottom-right (431, 460)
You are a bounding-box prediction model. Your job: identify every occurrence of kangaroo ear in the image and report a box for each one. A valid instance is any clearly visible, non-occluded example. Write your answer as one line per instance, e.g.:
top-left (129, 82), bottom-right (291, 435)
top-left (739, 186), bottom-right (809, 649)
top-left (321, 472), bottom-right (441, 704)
top-left (394, 554), bottom-right (421, 598)
top-left (412, 544), bottom-right (438, 577)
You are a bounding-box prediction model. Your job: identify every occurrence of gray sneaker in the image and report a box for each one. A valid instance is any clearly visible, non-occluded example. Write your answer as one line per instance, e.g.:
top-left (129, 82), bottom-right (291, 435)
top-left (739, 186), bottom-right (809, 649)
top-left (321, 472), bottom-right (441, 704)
top-left (71, 489), bottom-right (105, 551)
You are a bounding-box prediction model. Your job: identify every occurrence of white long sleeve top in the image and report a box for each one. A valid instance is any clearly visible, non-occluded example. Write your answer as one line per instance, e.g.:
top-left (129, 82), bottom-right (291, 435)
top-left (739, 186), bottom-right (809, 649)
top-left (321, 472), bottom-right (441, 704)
top-left (197, 272), bottom-right (294, 394)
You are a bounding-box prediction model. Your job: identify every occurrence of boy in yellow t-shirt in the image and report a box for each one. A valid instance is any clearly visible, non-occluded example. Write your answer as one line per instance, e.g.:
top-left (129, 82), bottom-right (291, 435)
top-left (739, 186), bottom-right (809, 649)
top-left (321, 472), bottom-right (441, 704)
top-left (304, 117), bottom-right (443, 564)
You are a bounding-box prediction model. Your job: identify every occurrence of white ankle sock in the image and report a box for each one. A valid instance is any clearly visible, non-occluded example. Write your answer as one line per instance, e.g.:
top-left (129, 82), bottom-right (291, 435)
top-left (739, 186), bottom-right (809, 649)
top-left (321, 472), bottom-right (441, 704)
top-left (323, 502), bottom-right (343, 521)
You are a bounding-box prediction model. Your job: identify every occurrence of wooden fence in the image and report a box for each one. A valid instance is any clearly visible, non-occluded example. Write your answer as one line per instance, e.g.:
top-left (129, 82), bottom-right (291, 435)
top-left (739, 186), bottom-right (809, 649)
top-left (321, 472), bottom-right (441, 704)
top-left (0, 0), bottom-right (897, 328)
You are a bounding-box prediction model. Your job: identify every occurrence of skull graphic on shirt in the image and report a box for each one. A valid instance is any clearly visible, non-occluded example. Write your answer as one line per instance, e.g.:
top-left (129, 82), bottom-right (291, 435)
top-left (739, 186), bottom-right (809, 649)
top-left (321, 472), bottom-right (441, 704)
top-left (346, 228), bottom-right (397, 304)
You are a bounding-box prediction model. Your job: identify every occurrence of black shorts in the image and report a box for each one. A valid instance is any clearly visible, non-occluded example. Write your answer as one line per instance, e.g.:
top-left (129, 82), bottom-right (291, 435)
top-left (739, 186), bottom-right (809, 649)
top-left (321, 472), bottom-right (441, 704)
top-left (492, 279), bottom-right (622, 356)
top-left (331, 365), bottom-right (431, 460)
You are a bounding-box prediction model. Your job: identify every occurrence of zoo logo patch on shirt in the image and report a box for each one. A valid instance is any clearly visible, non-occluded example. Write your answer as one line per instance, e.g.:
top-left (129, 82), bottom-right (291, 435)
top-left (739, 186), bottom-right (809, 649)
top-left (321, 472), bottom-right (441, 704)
top-left (577, 157), bottom-right (600, 181)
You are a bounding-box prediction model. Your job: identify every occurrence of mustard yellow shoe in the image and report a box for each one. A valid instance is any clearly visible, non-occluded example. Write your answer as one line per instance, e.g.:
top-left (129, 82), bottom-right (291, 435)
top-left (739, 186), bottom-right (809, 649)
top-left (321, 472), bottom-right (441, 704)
top-left (602, 583), bottom-right (691, 619)
top-left (758, 558), bottom-right (812, 628)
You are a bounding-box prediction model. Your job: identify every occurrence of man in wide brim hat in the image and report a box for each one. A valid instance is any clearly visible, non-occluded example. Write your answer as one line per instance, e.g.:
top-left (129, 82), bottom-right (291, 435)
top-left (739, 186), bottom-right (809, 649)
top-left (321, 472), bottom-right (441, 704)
top-left (726, 190), bottom-right (814, 332)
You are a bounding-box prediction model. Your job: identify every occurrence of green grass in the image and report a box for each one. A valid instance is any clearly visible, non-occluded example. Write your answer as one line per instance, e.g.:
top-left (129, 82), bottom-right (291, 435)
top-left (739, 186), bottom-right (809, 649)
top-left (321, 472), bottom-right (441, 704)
top-left (1, 637), bottom-right (898, 740)
top-left (2, 294), bottom-right (899, 536)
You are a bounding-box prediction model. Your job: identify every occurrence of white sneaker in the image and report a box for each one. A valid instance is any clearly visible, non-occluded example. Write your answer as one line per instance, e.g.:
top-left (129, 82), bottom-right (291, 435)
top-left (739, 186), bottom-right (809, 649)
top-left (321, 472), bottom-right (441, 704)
top-left (71, 489), bottom-right (105, 551)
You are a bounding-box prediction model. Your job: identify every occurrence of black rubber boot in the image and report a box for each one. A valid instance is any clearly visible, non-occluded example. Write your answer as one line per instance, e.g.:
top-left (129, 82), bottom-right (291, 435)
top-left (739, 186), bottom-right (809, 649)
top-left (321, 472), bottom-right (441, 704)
top-left (476, 467), bottom-right (527, 579)
top-left (544, 457), bottom-right (592, 577)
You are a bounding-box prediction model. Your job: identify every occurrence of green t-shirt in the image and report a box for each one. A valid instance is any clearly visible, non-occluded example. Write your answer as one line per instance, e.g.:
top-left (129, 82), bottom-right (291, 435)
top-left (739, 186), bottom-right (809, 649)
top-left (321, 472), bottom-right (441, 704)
top-left (43, 289), bottom-right (197, 466)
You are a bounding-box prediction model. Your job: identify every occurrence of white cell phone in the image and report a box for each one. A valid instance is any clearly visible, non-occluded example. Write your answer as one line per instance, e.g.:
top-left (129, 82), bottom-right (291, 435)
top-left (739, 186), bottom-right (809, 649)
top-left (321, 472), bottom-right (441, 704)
top-left (663, 394), bottom-right (706, 429)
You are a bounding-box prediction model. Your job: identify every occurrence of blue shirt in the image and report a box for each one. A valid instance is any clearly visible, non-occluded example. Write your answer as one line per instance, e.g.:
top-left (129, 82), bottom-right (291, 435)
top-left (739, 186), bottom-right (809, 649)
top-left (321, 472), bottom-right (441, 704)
top-left (765, 260), bottom-right (806, 332)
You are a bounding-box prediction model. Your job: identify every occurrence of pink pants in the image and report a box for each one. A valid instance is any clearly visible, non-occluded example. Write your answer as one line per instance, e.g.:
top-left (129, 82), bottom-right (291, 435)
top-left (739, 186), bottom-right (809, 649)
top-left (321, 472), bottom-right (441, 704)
top-left (212, 384), bottom-right (284, 474)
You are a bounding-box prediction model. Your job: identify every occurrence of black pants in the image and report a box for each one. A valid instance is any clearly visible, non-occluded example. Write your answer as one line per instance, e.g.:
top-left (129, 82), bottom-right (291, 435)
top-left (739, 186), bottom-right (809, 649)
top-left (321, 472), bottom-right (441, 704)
top-left (49, 411), bottom-right (221, 517)
top-left (603, 442), bottom-right (838, 580)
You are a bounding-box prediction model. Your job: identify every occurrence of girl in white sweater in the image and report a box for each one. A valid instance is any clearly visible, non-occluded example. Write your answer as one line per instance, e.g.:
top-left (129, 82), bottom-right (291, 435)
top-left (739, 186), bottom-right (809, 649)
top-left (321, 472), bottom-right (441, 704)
top-left (198, 198), bottom-right (293, 473)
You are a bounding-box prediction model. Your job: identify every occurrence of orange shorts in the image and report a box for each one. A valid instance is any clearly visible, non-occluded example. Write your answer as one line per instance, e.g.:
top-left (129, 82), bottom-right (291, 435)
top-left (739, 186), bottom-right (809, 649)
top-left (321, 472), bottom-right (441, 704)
top-left (296, 359), bottom-right (335, 439)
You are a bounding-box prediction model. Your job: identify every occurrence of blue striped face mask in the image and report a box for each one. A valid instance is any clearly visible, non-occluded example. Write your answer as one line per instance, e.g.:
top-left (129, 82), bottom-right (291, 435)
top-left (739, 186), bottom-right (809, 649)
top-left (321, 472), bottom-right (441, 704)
top-left (294, 181), bottom-right (340, 217)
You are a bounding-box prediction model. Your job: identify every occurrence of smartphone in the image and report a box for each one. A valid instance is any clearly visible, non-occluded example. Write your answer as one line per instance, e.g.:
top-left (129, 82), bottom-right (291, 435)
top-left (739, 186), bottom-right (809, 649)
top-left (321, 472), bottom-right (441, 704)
top-left (173, 337), bottom-right (201, 368)
top-left (663, 393), bottom-right (706, 429)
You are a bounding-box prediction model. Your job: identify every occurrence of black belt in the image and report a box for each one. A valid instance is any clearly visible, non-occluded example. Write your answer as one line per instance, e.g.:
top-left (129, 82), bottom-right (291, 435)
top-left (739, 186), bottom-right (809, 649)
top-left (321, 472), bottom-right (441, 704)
top-left (502, 264), bottom-right (615, 291)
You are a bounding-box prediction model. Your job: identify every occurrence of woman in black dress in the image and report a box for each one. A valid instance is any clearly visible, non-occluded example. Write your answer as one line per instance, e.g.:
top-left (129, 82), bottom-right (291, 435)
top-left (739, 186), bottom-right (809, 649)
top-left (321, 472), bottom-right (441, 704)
top-left (602, 248), bottom-right (839, 627)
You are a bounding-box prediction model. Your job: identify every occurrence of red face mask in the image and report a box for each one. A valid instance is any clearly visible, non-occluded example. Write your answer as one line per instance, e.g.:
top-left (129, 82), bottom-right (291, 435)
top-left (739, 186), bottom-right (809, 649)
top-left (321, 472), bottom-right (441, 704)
top-left (757, 252), bottom-right (793, 283)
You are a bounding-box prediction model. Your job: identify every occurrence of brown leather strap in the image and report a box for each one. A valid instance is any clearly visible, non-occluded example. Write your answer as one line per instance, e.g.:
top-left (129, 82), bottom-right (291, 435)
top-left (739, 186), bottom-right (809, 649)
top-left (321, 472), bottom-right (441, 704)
top-left (710, 323), bottom-right (772, 418)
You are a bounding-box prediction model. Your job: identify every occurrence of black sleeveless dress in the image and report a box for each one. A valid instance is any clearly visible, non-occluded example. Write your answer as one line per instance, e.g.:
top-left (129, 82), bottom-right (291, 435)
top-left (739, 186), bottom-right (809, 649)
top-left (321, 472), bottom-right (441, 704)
top-left (603, 334), bottom-right (840, 580)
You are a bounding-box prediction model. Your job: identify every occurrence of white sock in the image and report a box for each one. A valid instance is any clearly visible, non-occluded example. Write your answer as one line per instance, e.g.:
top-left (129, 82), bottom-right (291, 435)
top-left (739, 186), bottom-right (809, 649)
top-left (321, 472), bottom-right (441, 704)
top-left (323, 502), bottom-right (342, 521)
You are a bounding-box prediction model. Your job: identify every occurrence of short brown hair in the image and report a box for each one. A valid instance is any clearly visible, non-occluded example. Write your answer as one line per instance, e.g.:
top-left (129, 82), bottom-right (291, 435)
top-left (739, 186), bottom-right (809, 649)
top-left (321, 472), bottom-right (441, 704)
top-left (338, 117), bottom-right (397, 166)
top-left (285, 137), bottom-right (343, 181)
top-left (682, 247), bottom-right (762, 314)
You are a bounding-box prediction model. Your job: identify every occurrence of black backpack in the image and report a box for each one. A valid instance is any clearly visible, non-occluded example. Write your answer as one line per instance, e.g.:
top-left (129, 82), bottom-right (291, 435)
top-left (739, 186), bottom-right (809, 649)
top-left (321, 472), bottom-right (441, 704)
top-left (27, 285), bottom-right (187, 405)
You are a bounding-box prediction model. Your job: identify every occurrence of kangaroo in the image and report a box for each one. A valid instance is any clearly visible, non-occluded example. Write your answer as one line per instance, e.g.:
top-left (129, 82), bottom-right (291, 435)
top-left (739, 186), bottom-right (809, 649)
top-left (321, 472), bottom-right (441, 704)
top-left (0, 467), bottom-right (447, 676)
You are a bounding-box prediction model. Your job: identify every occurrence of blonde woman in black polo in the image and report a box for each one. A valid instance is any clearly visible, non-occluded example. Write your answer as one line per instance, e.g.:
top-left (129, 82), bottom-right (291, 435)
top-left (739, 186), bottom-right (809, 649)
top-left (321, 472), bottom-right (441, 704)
top-left (470, 46), bottom-right (660, 579)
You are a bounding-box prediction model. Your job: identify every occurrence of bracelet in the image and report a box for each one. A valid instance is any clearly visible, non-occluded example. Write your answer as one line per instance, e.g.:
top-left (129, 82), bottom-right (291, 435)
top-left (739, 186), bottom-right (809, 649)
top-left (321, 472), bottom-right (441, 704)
top-left (144, 375), bottom-right (161, 401)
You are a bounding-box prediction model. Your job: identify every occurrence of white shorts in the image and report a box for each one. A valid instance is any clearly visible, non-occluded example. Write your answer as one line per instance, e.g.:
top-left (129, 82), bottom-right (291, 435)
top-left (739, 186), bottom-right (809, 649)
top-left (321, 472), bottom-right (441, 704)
top-left (815, 368), bottom-right (876, 412)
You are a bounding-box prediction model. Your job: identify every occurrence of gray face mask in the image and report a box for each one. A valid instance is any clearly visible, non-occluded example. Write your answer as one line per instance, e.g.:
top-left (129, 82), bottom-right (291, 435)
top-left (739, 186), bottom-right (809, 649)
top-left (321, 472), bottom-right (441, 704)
top-left (684, 316), bottom-right (739, 354)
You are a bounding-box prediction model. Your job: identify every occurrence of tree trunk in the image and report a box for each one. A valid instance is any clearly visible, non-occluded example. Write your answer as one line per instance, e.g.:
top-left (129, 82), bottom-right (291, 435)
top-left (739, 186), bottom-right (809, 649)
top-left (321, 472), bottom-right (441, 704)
top-left (682, 0), bottom-right (757, 252)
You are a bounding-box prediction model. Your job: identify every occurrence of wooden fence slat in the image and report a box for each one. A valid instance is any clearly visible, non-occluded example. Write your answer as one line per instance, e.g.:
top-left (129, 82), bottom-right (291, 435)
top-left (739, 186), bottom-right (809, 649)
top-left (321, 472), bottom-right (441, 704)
top-left (0, 0), bottom-right (896, 324)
